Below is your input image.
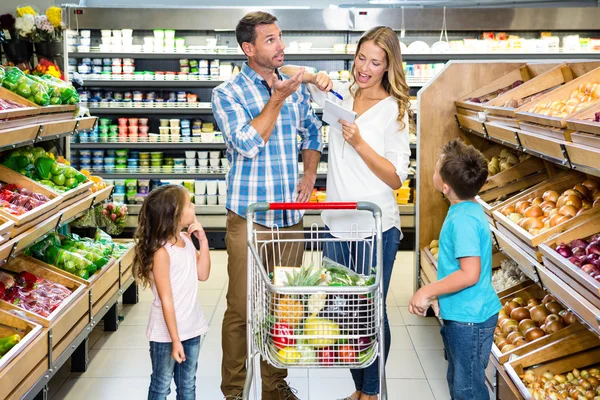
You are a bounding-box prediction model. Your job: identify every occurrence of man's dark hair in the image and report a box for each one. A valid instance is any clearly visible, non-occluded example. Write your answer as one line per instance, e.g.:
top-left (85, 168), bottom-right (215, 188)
top-left (236, 12), bottom-right (278, 48)
top-left (439, 139), bottom-right (488, 200)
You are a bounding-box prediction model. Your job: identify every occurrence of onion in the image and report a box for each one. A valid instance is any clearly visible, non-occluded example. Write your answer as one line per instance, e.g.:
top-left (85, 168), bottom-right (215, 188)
top-left (572, 247), bottom-right (586, 258)
top-left (555, 243), bottom-right (572, 258)
top-left (568, 256), bottom-right (583, 267)
top-left (584, 254), bottom-right (599, 265)
top-left (590, 234), bottom-right (600, 242)
top-left (586, 242), bottom-right (600, 256)
top-left (543, 190), bottom-right (559, 203)
top-left (570, 239), bottom-right (590, 249)
top-left (581, 264), bottom-right (596, 274)
top-left (573, 184), bottom-right (591, 198)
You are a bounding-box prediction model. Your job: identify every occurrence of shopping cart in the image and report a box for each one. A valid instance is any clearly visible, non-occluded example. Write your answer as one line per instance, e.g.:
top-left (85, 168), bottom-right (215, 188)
top-left (243, 202), bottom-right (387, 400)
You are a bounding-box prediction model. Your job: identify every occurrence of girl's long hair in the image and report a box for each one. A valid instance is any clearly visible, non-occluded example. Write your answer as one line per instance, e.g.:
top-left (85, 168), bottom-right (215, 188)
top-left (350, 26), bottom-right (414, 130)
top-left (133, 184), bottom-right (188, 288)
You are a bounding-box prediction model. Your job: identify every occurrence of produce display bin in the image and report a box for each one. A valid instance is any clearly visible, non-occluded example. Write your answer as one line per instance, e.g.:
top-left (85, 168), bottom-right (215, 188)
top-left (0, 309), bottom-right (43, 372)
top-left (0, 165), bottom-right (63, 233)
top-left (539, 213), bottom-right (600, 308)
top-left (566, 100), bottom-right (600, 140)
top-left (114, 239), bottom-right (135, 284)
top-left (483, 62), bottom-right (593, 120)
top-left (0, 256), bottom-right (89, 363)
top-left (0, 87), bottom-right (41, 120)
top-left (492, 283), bottom-right (590, 365)
top-left (516, 65), bottom-right (600, 131)
top-left (492, 170), bottom-right (598, 259)
top-left (454, 64), bottom-right (532, 113)
top-left (419, 247), bottom-right (437, 284)
top-left (479, 145), bottom-right (547, 193)
top-left (0, 217), bottom-right (14, 246)
top-left (505, 346), bottom-right (600, 400)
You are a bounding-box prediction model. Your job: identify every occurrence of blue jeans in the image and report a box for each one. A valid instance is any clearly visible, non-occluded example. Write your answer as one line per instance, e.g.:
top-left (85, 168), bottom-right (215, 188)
top-left (323, 227), bottom-right (401, 396)
top-left (148, 336), bottom-right (201, 400)
top-left (440, 315), bottom-right (498, 400)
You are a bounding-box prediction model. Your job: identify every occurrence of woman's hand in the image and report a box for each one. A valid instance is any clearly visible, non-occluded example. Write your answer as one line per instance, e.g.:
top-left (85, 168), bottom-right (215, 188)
top-left (312, 72), bottom-right (333, 92)
top-left (339, 120), bottom-right (364, 149)
top-left (188, 220), bottom-right (207, 243)
top-left (172, 341), bottom-right (186, 364)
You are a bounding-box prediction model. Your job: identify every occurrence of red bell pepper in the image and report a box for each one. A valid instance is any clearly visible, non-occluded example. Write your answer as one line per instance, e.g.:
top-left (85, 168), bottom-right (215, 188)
top-left (271, 322), bottom-right (295, 349)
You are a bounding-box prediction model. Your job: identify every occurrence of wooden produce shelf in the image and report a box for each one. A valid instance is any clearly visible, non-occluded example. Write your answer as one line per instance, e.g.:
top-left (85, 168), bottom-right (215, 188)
top-left (493, 283), bottom-right (590, 364)
top-left (539, 213), bottom-right (600, 309)
top-left (492, 170), bottom-right (598, 259)
top-left (515, 65), bottom-right (600, 130)
top-left (0, 217), bottom-right (14, 246)
top-left (485, 121), bottom-right (521, 145)
top-left (0, 309), bottom-right (43, 373)
top-left (455, 64), bottom-right (533, 113)
top-left (419, 247), bottom-right (437, 284)
top-left (114, 240), bottom-right (135, 285)
top-left (505, 346), bottom-right (600, 400)
top-left (480, 146), bottom-right (547, 193)
top-left (566, 101), bottom-right (600, 136)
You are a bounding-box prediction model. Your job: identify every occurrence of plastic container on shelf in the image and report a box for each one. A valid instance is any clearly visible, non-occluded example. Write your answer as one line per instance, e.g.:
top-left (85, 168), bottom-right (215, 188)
top-left (170, 127), bottom-right (180, 135)
top-left (148, 134), bottom-right (159, 142)
top-left (164, 158), bottom-right (174, 166)
top-left (129, 151), bottom-right (140, 159)
top-left (118, 126), bottom-right (128, 135)
top-left (198, 159), bottom-right (209, 167)
top-left (206, 195), bottom-right (218, 206)
top-left (104, 157), bottom-right (116, 167)
top-left (185, 159), bottom-right (196, 167)
top-left (170, 119), bottom-right (180, 128)
top-left (151, 158), bottom-right (163, 167)
top-left (139, 126), bottom-right (149, 135)
top-left (151, 152), bottom-right (163, 159)
top-left (138, 180), bottom-right (150, 194)
top-left (209, 151), bottom-right (220, 159)
top-left (197, 151), bottom-right (208, 159)
top-left (115, 149), bottom-right (128, 158)
top-left (139, 118), bottom-right (148, 126)
top-left (129, 126), bottom-right (139, 135)
top-left (185, 151), bottom-right (196, 159)
top-left (173, 158), bottom-right (185, 167)
top-left (160, 119), bottom-right (170, 127)
top-left (127, 159), bottom-right (139, 168)
top-left (195, 195), bottom-right (207, 205)
top-left (209, 159), bottom-right (220, 167)
top-left (92, 150), bottom-right (104, 158)
top-left (159, 126), bottom-right (170, 135)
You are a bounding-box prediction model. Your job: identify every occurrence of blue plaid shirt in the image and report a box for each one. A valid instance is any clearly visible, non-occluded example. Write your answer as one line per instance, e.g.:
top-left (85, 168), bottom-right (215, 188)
top-left (212, 63), bottom-right (323, 227)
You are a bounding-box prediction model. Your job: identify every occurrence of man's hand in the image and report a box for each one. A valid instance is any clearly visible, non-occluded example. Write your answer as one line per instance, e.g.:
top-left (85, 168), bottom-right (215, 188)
top-left (312, 72), bottom-right (333, 92)
top-left (296, 173), bottom-right (316, 203)
top-left (272, 68), bottom-right (304, 103)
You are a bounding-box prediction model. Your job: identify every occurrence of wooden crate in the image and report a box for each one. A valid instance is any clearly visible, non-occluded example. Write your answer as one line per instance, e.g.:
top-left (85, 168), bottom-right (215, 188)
top-left (0, 309), bottom-right (43, 372)
top-left (539, 212), bottom-right (600, 307)
top-left (565, 101), bottom-right (600, 135)
top-left (485, 121), bottom-right (520, 144)
top-left (92, 184), bottom-right (114, 205)
top-left (515, 65), bottom-right (600, 129)
top-left (565, 140), bottom-right (600, 171)
top-left (477, 171), bottom-right (549, 225)
top-left (114, 239), bottom-right (135, 284)
top-left (0, 124), bottom-right (39, 149)
top-left (537, 263), bottom-right (600, 335)
top-left (570, 131), bottom-right (600, 149)
top-left (480, 151), bottom-right (546, 193)
top-left (455, 64), bottom-right (531, 112)
top-left (0, 328), bottom-right (48, 400)
top-left (0, 217), bottom-right (14, 246)
top-left (505, 346), bottom-right (600, 400)
top-left (456, 113), bottom-right (486, 135)
top-left (419, 248), bottom-right (437, 284)
top-left (516, 129), bottom-right (568, 162)
top-left (492, 226), bottom-right (542, 282)
top-left (491, 170), bottom-right (599, 256)
top-left (0, 165), bottom-right (63, 229)
top-left (0, 87), bottom-right (41, 120)
top-left (483, 63), bottom-right (575, 119)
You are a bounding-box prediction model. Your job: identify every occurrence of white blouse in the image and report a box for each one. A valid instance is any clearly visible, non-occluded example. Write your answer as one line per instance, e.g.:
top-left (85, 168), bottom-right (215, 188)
top-left (308, 81), bottom-right (411, 239)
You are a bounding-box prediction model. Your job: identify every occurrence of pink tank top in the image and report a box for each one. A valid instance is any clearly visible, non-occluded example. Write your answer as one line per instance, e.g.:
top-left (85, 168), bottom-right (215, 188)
top-left (146, 233), bottom-right (209, 343)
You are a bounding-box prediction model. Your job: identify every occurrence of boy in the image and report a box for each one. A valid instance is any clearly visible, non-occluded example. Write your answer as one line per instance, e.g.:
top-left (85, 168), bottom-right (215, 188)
top-left (409, 139), bottom-right (501, 400)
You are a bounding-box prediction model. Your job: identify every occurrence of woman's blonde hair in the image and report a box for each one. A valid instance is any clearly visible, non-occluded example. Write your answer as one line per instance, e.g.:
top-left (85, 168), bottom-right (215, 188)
top-left (350, 26), bottom-right (413, 130)
top-left (133, 184), bottom-right (189, 288)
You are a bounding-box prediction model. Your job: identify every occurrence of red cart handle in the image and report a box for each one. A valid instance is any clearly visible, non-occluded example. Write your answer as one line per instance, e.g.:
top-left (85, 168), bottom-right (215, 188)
top-left (268, 202), bottom-right (358, 210)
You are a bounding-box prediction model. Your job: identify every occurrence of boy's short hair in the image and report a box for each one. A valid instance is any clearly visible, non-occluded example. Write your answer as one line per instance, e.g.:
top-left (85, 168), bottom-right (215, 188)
top-left (236, 12), bottom-right (278, 48)
top-left (439, 139), bottom-right (488, 199)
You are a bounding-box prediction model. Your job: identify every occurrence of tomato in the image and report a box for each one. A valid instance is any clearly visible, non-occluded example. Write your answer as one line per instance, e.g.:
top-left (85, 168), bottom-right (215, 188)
top-left (271, 322), bottom-right (295, 350)
top-left (338, 345), bottom-right (356, 364)
top-left (318, 347), bottom-right (336, 366)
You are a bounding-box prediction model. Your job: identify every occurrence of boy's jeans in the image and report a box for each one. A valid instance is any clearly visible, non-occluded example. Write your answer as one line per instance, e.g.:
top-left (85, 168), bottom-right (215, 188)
top-left (440, 315), bottom-right (497, 400)
top-left (148, 336), bottom-right (201, 400)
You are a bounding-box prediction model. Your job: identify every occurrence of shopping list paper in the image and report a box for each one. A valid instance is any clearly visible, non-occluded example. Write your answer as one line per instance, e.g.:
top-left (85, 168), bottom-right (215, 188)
top-left (323, 100), bottom-right (357, 131)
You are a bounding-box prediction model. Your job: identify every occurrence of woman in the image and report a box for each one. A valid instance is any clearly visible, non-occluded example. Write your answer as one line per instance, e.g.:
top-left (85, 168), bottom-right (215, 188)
top-left (283, 26), bottom-right (411, 400)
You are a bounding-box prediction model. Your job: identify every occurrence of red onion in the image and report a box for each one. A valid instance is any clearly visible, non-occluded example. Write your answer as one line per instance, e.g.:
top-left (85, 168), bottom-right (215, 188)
top-left (568, 256), bottom-right (583, 267)
top-left (591, 234), bottom-right (600, 242)
top-left (585, 254), bottom-right (599, 265)
top-left (570, 239), bottom-right (590, 249)
top-left (582, 264), bottom-right (597, 274)
top-left (555, 244), bottom-right (572, 258)
top-left (572, 247), bottom-right (586, 258)
top-left (586, 242), bottom-right (600, 256)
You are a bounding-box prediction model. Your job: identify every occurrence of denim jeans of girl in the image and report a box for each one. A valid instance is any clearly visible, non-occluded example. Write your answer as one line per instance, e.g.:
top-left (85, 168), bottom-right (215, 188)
top-left (323, 227), bottom-right (401, 396)
top-left (440, 314), bottom-right (498, 400)
top-left (148, 335), bottom-right (201, 400)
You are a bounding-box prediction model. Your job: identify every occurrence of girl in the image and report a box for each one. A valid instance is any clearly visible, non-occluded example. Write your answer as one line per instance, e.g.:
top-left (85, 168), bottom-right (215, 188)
top-left (282, 26), bottom-right (412, 400)
top-left (133, 185), bottom-right (211, 400)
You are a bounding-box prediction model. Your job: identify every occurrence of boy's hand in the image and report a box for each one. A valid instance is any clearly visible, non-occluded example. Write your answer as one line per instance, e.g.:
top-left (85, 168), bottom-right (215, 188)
top-left (431, 298), bottom-right (440, 317)
top-left (172, 341), bottom-right (186, 364)
top-left (409, 287), bottom-right (432, 316)
top-left (188, 220), bottom-right (207, 243)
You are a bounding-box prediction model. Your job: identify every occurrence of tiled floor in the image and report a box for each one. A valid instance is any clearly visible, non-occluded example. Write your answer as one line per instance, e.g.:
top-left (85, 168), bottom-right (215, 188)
top-left (49, 251), bottom-right (450, 399)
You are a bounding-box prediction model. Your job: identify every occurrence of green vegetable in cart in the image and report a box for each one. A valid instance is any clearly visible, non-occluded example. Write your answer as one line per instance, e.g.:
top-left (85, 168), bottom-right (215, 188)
top-left (357, 345), bottom-right (375, 365)
top-left (284, 263), bottom-right (325, 286)
top-left (0, 334), bottom-right (21, 357)
top-left (303, 317), bottom-right (340, 348)
top-left (296, 342), bottom-right (317, 363)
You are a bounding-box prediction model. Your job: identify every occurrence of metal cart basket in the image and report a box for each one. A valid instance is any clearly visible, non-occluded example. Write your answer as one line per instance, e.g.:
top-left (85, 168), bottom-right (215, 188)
top-left (243, 202), bottom-right (387, 400)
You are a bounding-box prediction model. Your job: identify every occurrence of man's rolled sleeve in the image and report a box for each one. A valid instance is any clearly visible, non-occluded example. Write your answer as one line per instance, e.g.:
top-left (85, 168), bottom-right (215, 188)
top-left (212, 87), bottom-right (264, 159)
top-left (299, 86), bottom-right (323, 152)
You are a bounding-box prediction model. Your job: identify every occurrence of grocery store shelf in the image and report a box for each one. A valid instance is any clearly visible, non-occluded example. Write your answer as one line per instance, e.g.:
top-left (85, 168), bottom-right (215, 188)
top-left (83, 78), bottom-right (430, 89)
top-left (72, 51), bottom-right (600, 62)
top-left (94, 170), bottom-right (328, 180)
top-left (87, 105), bottom-right (324, 115)
top-left (71, 141), bottom-right (228, 149)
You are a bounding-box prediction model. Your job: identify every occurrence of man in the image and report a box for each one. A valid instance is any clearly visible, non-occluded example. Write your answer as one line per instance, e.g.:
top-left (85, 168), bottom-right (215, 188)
top-left (212, 11), bottom-right (322, 400)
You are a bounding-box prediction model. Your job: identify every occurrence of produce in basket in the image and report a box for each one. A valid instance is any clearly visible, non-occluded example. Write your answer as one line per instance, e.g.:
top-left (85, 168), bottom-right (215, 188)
top-left (274, 296), bottom-right (304, 328)
top-left (487, 149), bottom-right (530, 177)
top-left (29, 74), bottom-right (79, 105)
top-left (494, 294), bottom-right (578, 353)
top-left (529, 81), bottom-right (600, 118)
top-left (0, 334), bottom-right (21, 357)
top-left (271, 322), bottom-right (295, 350)
top-left (466, 80), bottom-right (523, 104)
top-left (520, 367), bottom-right (600, 400)
top-left (499, 178), bottom-right (600, 235)
top-left (428, 239), bottom-right (439, 262)
top-left (303, 317), bottom-right (340, 348)
top-left (0, 182), bottom-right (50, 215)
top-left (1, 67), bottom-right (50, 106)
top-left (492, 259), bottom-right (529, 292)
top-left (1, 270), bottom-right (72, 317)
top-left (553, 234), bottom-right (600, 282)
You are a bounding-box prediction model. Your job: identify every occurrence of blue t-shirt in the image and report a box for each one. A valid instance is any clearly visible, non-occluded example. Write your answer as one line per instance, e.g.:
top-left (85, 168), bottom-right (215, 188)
top-left (437, 201), bottom-right (501, 323)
